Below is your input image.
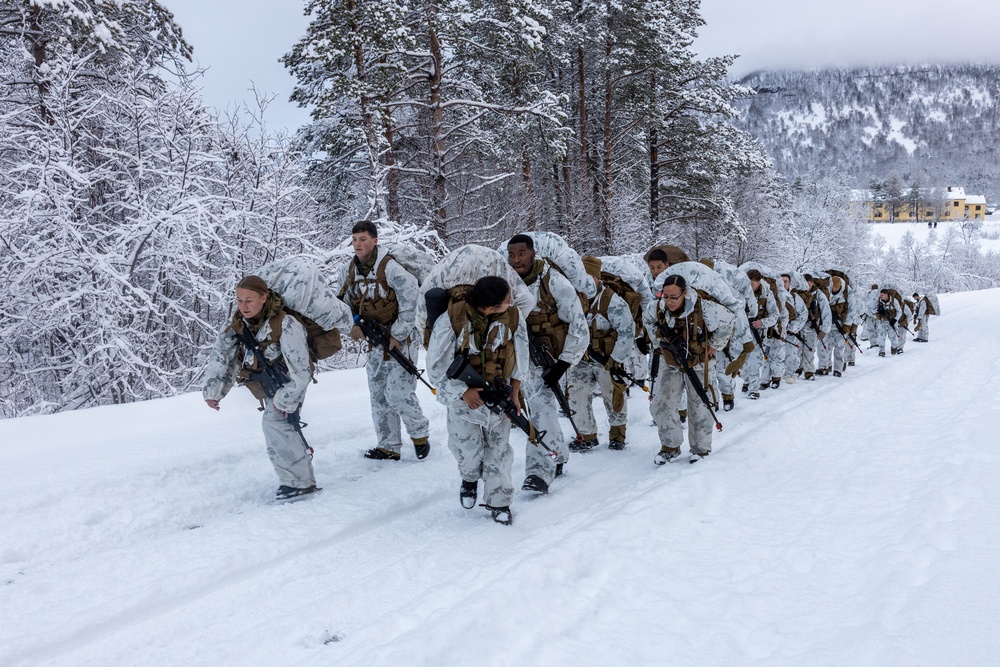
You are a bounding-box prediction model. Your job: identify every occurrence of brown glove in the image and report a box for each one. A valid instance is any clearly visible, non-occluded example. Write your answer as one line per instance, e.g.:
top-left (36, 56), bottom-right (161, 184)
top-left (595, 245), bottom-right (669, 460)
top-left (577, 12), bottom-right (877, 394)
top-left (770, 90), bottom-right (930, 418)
top-left (350, 325), bottom-right (365, 341)
top-left (724, 341), bottom-right (755, 377)
top-left (817, 331), bottom-right (826, 341)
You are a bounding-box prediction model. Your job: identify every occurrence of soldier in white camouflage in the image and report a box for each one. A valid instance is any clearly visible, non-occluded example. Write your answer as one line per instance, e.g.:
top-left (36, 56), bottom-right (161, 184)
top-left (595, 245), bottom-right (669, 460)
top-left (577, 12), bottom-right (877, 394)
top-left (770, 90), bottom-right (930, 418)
top-left (426, 276), bottom-right (529, 526)
top-left (203, 276), bottom-right (318, 501)
top-left (826, 274), bottom-right (861, 376)
top-left (567, 256), bottom-right (636, 452)
top-left (913, 293), bottom-right (930, 342)
top-left (506, 234), bottom-right (589, 494)
top-left (339, 221), bottom-right (430, 462)
top-left (862, 284), bottom-right (879, 347)
top-left (873, 289), bottom-right (902, 357)
top-left (646, 274), bottom-right (734, 464)
top-left (743, 269), bottom-right (779, 399)
top-left (780, 272), bottom-right (809, 383)
top-left (798, 273), bottom-right (832, 380)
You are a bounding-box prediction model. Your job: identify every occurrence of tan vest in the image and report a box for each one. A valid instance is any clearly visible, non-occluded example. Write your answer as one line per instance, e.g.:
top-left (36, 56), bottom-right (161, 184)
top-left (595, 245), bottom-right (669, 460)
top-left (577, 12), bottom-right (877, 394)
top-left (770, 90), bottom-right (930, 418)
top-left (525, 263), bottom-right (569, 358)
top-left (448, 296), bottom-right (520, 382)
top-left (587, 287), bottom-right (618, 358)
top-left (339, 253), bottom-right (399, 327)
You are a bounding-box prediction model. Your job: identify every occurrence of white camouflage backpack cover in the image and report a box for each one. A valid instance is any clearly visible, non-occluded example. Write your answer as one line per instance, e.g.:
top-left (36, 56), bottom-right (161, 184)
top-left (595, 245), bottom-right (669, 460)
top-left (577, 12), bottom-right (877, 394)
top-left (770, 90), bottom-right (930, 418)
top-left (257, 257), bottom-right (355, 362)
top-left (741, 261), bottom-right (789, 331)
top-left (418, 244), bottom-right (536, 343)
top-left (377, 242), bottom-right (436, 285)
top-left (924, 293), bottom-right (941, 316)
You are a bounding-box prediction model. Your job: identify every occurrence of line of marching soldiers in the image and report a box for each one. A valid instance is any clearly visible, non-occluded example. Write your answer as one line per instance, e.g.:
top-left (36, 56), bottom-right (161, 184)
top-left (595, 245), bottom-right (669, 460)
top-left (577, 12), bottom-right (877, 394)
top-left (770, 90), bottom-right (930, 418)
top-left (202, 222), bottom-right (938, 525)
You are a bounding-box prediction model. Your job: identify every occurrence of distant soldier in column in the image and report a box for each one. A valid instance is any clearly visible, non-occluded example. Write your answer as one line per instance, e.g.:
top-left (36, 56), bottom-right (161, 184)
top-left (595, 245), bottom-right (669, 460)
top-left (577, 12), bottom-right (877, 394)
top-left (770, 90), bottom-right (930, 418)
top-left (743, 269), bottom-right (778, 399)
top-left (913, 293), bottom-right (930, 342)
top-left (780, 272), bottom-right (808, 384)
top-left (339, 220), bottom-right (431, 461)
top-left (799, 273), bottom-right (831, 380)
top-left (567, 256), bottom-right (636, 451)
top-left (873, 289), bottom-right (901, 357)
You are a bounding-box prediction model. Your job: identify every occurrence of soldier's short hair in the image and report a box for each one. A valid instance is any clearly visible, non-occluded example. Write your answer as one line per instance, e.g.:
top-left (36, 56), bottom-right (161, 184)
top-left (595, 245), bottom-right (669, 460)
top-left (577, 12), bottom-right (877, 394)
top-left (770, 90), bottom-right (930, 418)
top-left (647, 248), bottom-right (668, 263)
top-left (351, 220), bottom-right (378, 237)
top-left (746, 269), bottom-right (763, 281)
top-left (507, 234), bottom-right (534, 250)
top-left (468, 276), bottom-right (511, 309)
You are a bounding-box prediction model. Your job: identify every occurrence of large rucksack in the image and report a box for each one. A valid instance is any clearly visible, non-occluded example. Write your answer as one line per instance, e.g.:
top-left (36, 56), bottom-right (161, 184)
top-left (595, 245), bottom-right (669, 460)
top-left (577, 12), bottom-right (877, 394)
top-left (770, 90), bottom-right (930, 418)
top-left (924, 293), bottom-right (941, 316)
top-left (378, 242), bottom-right (435, 285)
top-left (257, 257), bottom-right (353, 363)
top-left (598, 255), bottom-right (654, 333)
top-left (499, 231), bottom-right (596, 299)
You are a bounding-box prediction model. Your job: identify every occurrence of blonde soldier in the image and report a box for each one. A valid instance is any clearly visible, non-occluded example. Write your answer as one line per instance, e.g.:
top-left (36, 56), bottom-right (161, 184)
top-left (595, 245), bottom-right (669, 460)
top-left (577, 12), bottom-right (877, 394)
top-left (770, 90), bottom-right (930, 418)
top-left (743, 269), bottom-right (779, 399)
top-left (203, 276), bottom-right (317, 501)
top-left (339, 221), bottom-right (431, 461)
top-left (426, 276), bottom-right (528, 526)
top-left (567, 257), bottom-right (636, 451)
top-left (507, 234), bottom-right (588, 493)
top-left (647, 275), bottom-right (734, 464)
top-left (780, 272), bottom-right (809, 384)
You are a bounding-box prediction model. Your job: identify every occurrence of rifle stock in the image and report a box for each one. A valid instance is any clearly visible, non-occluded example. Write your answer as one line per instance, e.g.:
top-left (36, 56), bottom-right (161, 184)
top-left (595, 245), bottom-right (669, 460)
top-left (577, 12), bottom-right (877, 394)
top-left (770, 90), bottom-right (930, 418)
top-left (355, 315), bottom-right (437, 394)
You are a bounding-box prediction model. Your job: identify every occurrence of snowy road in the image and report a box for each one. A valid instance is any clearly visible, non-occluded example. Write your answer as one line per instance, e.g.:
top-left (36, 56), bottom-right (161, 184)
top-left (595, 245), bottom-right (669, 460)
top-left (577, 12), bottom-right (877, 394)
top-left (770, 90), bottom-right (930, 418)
top-left (3, 290), bottom-right (999, 666)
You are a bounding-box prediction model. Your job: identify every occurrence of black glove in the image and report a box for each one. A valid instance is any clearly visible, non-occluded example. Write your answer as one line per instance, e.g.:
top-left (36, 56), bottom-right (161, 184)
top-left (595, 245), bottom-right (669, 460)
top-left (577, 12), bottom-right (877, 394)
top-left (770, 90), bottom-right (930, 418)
top-left (635, 336), bottom-right (650, 356)
top-left (541, 360), bottom-right (571, 388)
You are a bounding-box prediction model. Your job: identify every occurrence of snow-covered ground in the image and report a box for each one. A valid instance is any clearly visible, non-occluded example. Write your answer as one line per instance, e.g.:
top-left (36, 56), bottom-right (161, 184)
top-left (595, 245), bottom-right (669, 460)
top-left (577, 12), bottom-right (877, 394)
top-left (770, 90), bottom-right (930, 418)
top-left (872, 218), bottom-right (1000, 253)
top-left (4, 290), bottom-right (1000, 666)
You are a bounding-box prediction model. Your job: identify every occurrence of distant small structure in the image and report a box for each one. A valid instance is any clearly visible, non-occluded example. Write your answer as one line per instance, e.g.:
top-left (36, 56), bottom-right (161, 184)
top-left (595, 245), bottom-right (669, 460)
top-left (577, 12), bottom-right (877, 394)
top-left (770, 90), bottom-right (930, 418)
top-left (850, 185), bottom-right (988, 223)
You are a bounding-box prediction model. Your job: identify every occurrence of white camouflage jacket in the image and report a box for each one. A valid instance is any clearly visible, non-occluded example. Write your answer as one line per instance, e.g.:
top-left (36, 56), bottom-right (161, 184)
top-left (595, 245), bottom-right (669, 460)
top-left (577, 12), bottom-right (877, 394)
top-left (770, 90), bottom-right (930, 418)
top-left (202, 314), bottom-right (312, 413)
top-left (523, 262), bottom-right (589, 366)
top-left (587, 284), bottom-right (636, 365)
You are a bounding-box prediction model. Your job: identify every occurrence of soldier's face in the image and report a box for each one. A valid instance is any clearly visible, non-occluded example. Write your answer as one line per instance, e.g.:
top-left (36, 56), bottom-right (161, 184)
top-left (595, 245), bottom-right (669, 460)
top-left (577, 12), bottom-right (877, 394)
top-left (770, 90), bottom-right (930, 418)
top-left (236, 288), bottom-right (267, 320)
top-left (750, 279), bottom-right (761, 291)
top-left (352, 232), bottom-right (377, 261)
top-left (662, 287), bottom-right (685, 314)
top-left (507, 243), bottom-right (535, 276)
top-left (880, 293), bottom-right (889, 302)
top-left (782, 276), bottom-right (791, 291)
top-left (648, 260), bottom-right (667, 278)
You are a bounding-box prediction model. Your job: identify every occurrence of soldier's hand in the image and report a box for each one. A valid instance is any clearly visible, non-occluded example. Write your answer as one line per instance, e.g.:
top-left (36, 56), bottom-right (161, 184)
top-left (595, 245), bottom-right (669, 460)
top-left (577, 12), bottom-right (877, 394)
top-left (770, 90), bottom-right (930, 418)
top-left (751, 319), bottom-right (763, 329)
top-left (350, 325), bottom-right (365, 341)
top-left (817, 331), bottom-right (826, 340)
top-left (206, 399), bottom-right (220, 411)
top-left (509, 379), bottom-right (522, 415)
top-left (388, 337), bottom-right (401, 352)
top-left (462, 387), bottom-right (484, 410)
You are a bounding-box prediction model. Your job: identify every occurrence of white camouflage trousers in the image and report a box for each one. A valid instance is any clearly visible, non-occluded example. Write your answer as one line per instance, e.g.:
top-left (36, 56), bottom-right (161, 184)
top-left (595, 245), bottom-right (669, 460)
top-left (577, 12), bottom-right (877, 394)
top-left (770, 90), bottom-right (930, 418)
top-left (816, 330), bottom-right (832, 370)
top-left (896, 324), bottom-right (908, 351)
top-left (716, 346), bottom-right (737, 396)
top-left (767, 332), bottom-right (786, 381)
top-left (915, 316), bottom-right (930, 341)
top-left (567, 359), bottom-right (628, 441)
top-left (446, 407), bottom-right (514, 508)
top-left (830, 328), bottom-right (847, 373)
top-left (650, 359), bottom-right (718, 456)
top-left (262, 399), bottom-right (316, 489)
top-left (743, 335), bottom-right (768, 390)
top-left (784, 337), bottom-right (802, 377)
top-left (522, 369), bottom-right (566, 484)
top-left (874, 319), bottom-right (899, 353)
top-left (366, 344), bottom-right (430, 452)
top-left (799, 328), bottom-right (819, 373)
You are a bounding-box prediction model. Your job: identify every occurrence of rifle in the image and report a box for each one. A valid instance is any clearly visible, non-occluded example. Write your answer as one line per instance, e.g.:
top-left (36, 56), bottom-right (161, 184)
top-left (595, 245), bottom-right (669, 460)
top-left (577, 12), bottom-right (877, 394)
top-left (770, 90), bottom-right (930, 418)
top-left (789, 330), bottom-right (813, 352)
top-left (354, 314), bottom-right (436, 394)
top-left (831, 314), bottom-right (864, 355)
top-left (527, 334), bottom-right (584, 442)
top-left (587, 349), bottom-right (649, 393)
top-left (648, 349), bottom-right (661, 401)
top-left (748, 319), bottom-right (769, 361)
top-left (656, 330), bottom-right (723, 432)
top-left (445, 355), bottom-right (557, 458)
top-left (232, 325), bottom-right (313, 457)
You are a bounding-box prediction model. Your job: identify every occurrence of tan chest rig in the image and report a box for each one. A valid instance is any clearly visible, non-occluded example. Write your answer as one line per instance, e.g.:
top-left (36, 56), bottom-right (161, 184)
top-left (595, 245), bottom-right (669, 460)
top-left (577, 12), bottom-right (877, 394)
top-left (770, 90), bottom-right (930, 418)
top-left (829, 292), bottom-right (848, 321)
top-left (229, 309), bottom-right (286, 401)
top-left (524, 261), bottom-right (569, 358)
top-left (587, 287), bottom-right (618, 358)
top-left (448, 291), bottom-right (520, 382)
top-left (339, 252), bottom-right (399, 328)
top-left (657, 296), bottom-right (710, 369)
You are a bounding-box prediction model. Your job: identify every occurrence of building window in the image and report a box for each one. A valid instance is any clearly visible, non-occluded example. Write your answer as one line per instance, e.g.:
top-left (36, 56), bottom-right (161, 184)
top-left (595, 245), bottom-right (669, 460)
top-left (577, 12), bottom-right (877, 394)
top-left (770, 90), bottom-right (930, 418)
top-left (874, 211), bottom-right (883, 218)
top-left (954, 201), bottom-right (961, 207)
top-left (976, 205), bottom-right (982, 211)
top-left (926, 210), bottom-right (933, 217)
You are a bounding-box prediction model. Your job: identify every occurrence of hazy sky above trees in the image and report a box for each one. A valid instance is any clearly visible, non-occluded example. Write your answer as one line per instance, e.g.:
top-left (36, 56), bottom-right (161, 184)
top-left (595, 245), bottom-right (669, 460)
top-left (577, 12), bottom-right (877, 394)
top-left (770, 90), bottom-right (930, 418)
top-left (165, 0), bottom-right (1000, 130)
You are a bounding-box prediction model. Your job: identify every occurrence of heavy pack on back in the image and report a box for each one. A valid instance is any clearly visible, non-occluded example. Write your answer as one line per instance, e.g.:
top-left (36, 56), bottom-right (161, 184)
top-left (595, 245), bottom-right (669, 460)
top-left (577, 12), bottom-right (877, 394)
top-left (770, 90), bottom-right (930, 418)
top-left (925, 293), bottom-right (941, 316)
top-left (419, 244), bottom-right (536, 346)
top-left (378, 242), bottom-right (435, 285)
top-left (257, 257), bottom-right (354, 362)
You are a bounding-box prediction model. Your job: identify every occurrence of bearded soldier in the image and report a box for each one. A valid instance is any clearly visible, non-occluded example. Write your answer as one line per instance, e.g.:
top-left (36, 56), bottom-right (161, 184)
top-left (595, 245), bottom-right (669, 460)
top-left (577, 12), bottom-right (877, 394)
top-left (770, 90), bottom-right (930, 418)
top-left (339, 221), bottom-right (431, 461)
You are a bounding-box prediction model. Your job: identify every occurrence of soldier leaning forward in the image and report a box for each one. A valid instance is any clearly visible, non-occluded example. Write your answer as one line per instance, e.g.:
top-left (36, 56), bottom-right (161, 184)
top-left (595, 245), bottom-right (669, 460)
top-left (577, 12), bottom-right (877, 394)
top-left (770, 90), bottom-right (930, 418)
top-left (646, 274), bottom-right (734, 464)
top-left (203, 276), bottom-right (318, 501)
top-left (339, 220), bottom-right (431, 461)
top-left (426, 276), bottom-right (529, 526)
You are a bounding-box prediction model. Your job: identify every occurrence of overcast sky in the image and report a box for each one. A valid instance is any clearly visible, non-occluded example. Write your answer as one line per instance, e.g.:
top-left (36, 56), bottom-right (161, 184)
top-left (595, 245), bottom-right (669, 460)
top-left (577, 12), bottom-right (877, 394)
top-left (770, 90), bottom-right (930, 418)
top-left (164, 0), bottom-right (1000, 131)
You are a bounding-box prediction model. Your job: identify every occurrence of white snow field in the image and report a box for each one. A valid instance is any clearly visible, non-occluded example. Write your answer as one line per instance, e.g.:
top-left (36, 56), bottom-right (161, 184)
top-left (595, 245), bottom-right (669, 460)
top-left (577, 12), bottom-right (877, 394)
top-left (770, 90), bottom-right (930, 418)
top-left (3, 290), bottom-right (1000, 666)
top-left (872, 218), bottom-right (1000, 253)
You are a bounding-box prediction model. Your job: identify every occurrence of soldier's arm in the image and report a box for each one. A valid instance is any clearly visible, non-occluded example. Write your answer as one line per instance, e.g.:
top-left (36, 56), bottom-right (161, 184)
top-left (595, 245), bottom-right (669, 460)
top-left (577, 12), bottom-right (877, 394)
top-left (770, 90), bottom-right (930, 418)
top-left (386, 259), bottom-right (419, 342)
top-left (272, 317), bottom-right (312, 413)
top-left (606, 292), bottom-right (636, 364)
top-left (202, 327), bottom-right (240, 403)
top-left (549, 270), bottom-right (588, 365)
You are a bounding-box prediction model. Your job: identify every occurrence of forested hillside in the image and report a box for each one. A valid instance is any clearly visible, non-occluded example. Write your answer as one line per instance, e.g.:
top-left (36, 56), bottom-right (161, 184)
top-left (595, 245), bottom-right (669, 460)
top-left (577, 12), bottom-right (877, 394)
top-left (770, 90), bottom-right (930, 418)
top-left (733, 65), bottom-right (1000, 200)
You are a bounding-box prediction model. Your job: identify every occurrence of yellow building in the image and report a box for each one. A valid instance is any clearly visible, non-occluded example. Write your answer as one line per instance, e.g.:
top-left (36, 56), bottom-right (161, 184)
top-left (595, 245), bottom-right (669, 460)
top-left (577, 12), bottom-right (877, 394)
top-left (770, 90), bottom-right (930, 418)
top-left (851, 186), bottom-right (988, 222)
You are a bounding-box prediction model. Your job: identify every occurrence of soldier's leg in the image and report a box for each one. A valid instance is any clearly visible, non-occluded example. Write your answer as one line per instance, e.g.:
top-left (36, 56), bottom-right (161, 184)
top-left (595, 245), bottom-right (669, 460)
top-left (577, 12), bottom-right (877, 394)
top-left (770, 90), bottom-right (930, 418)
top-left (769, 334), bottom-right (786, 385)
top-left (817, 332), bottom-right (832, 370)
top-left (784, 338), bottom-right (800, 379)
top-left (832, 331), bottom-right (846, 373)
top-left (482, 416), bottom-right (515, 508)
top-left (686, 359), bottom-right (718, 457)
top-left (446, 409), bottom-right (485, 483)
top-left (743, 343), bottom-right (764, 394)
top-left (383, 346), bottom-right (431, 444)
top-left (523, 375), bottom-right (561, 484)
top-left (262, 399), bottom-right (316, 488)
top-left (596, 367), bottom-right (628, 446)
top-left (896, 324), bottom-right (908, 351)
top-left (845, 331), bottom-right (857, 365)
top-left (651, 365), bottom-right (685, 455)
top-left (366, 353), bottom-right (402, 453)
top-left (801, 329), bottom-right (818, 375)
top-left (567, 361), bottom-right (599, 441)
